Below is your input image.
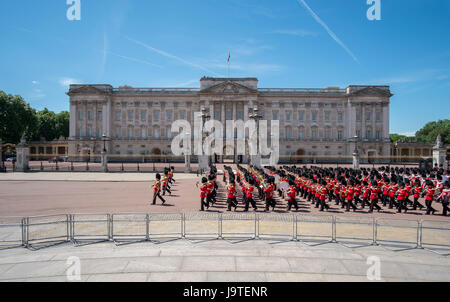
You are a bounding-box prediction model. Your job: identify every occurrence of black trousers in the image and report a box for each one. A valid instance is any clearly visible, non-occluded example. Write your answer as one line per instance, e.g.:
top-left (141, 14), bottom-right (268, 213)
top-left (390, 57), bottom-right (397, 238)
top-left (425, 200), bottom-right (436, 215)
top-left (397, 199), bottom-right (408, 213)
top-left (346, 199), bottom-right (357, 211)
top-left (369, 198), bottom-right (381, 212)
top-left (361, 197), bottom-right (368, 209)
top-left (381, 194), bottom-right (388, 207)
top-left (227, 197), bottom-right (238, 211)
top-left (162, 185), bottom-right (171, 196)
top-left (287, 198), bottom-right (299, 211)
top-left (201, 197), bottom-right (208, 211)
top-left (389, 196), bottom-right (398, 209)
top-left (245, 197), bottom-right (257, 211)
top-left (413, 197), bottom-right (424, 210)
top-left (153, 192), bottom-right (166, 205)
top-left (442, 200), bottom-right (450, 216)
top-left (265, 197), bottom-right (276, 211)
top-left (319, 199), bottom-right (329, 212)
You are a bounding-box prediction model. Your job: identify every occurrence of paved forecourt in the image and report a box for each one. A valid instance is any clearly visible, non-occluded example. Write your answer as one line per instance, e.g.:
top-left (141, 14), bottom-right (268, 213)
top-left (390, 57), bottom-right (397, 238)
top-left (0, 239), bottom-right (450, 282)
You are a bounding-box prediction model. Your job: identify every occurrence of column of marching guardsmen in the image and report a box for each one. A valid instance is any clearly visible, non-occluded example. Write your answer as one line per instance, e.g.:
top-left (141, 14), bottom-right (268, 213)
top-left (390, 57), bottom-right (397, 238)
top-left (193, 165), bottom-right (450, 216)
top-left (151, 167), bottom-right (176, 205)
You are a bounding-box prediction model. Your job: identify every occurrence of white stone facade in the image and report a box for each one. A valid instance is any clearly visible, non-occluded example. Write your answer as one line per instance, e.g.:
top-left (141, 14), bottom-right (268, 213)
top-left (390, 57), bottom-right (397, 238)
top-left (67, 77), bottom-right (392, 164)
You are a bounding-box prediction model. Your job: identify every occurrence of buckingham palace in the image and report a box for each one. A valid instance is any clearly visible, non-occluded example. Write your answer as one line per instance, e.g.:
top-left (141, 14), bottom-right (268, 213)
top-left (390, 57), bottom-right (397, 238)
top-left (67, 77), bottom-right (392, 164)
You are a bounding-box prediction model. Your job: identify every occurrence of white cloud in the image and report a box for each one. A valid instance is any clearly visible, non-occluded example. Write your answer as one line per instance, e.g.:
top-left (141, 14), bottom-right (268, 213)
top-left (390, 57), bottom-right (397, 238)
top-left (126, 36), bottom-right (222, 77)
top-left (59, 77), bottom-right (82, 87)
top-left (268, 29), bottom-right (317, 37)
top-left (31, 80), bottom-right (39, 85)
top-left (297, 0), bottom-right (359, 63)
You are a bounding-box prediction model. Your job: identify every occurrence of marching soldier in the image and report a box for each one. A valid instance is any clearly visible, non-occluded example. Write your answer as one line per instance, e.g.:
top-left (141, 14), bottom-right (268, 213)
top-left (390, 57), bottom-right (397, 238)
top-left (151, 173), bottom-right (166, 205)
top-left (244, 178), bottom-right (257, 212)
top-left (412, 179), bottom-right (425, 210)
top-left (162, 169), bottom-right (171, 196)
top-left (226, 178), bottom-right (238, 211)
top-left (264, 177), bottom-right (276, 212)
top-left (396, 182), bottom-right (408, 213)
top-left (286, 180), bottom-right (299, 211)
top-left (424, 180), bottom-right (437, 215)
top-left (198, 177), bottom-right (210, 211)
top-left (368, 180), bottom-right (382, 213)
top-left (440, 181), bottom-right (450, 216)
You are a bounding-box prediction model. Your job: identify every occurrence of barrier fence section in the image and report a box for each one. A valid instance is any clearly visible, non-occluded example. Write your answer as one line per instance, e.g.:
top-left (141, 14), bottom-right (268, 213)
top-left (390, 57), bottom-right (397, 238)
top-left (296, 214), bottom-right (334, 244)
top-left (71, 214), bottom-right (110, 246)
top-left (0, 217), bottom-right (24, 249)
top-left (420, 220), bottom-right (450, 255)
top-left (0, 213), bottom-right (449, 254)
top-left (25, 214), bottom-right (70, 249)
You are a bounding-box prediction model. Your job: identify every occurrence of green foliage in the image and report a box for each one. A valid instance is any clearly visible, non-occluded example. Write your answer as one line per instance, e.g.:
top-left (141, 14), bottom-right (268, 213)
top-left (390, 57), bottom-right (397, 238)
top-left (415, 119), bottom-right (450, 145)
top-left (0, 91), bottom-right (70, 144)
top-left (389, 134), bottom-right (416, 143)
top-left (0, 91), bottom-right (38, 144)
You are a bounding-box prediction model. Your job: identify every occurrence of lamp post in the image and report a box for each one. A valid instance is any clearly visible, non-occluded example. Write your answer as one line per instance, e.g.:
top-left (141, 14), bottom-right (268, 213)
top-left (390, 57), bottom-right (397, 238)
top-left (184, 131), bottom-right (191, 173)
top-left (352, 135), bottom-right (360, 170)
top-left (249, 107), bottom-right (263, 167)
top-left (199, 106), bottom-right (211, 172)
top-left (101, 133), bottom-right (108, 172)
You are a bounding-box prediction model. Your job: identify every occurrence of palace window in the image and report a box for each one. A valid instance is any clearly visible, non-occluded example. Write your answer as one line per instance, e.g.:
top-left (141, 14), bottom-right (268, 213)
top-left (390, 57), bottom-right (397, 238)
top-left (299, 112), bottom-right (304, 121)
top-left (311, 128), bottom-right (318, 140)
top-left (356, 112), bottom-right (361, 121)
top-left (312, 112), bottom-right (317, 122)
top-left (115, 128), bottom-right (120, 138)
top-left (298, 130), bottom-right (304, 140)
top-left (88, 111), bottom-right (92, 121)
top-left (141, 111), bottom-right (147, 121)
top-left (167, 129), bottom-right (172, 139)
top-left (376, 130), bottom-right (381, 140)
top-left (98, 128), bottom-right (103, 137)
top-left (366, 130), bottom-right (372, 139)
top-left (128, 128), bottom-right (133, 138)
top-left (366, 112), bottom-right (371, 121)
top-left (238, 112), bottom-right (243, 120)
top-left (273, 112), bottom-right (278, 120)
top-left (167, 111), bottom-right (172, 121)
top-left (98, 111), bottom-right (102, 121)
top-left (338, 130), bottom-right (343, 141)
top-left (78, 111), bottom-right (83, 121)
top-left (153, 111), bottom-right (159, 122)
top-left (87, 128), bottom-right (92, 137)
top-left (356, 130), bottom-right (361, 139)
top-left (180, 111), bottom-right (185, 120)
top-left (376, 111), bottom-right (381, 122)
top-left (226, 111), bottom-right (232, 120)
top-left (115, 112), bottom-right (121, 121)
top-left (325, 112), bottom-right (330, 121)
top-left (286, 112), bottom-right (291, 121)
top-left (154, 128), bottom-right (159, 139)
top-left (128, 111), bottom-right (133, 121)
top-left (338, 113), bottom-right (343, 122)
top-left (141, 128), bottom-right (147, 139)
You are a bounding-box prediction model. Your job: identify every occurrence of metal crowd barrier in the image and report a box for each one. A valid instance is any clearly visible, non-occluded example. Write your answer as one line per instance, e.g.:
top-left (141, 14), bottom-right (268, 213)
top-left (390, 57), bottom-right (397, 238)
top-left (111, 213), bottom-right (148, 245)
top-left (296, 214), bottom-right (334, 245)
top-left (221, 212), bottom-right (256, 241)
top-left (257, 213), bottom-right (295, 241)
top-left (420, 220), bottom-right (450, 255)
top-left (375, 218), bottom-right (420, 250)
top-left (71, 214), bottom-right (110, 246)
top-left (334, 216), bottom-right (376, 247)
top-left (148, 213), bottom-right (183, 242)
top-left (25, 214), bottom-right (70, 250)
top-left (183, 212), bottom-right (220, 240)
top-left (0, 217), bottom-right (24, 250)
top-left (0, 213), bottom-right (448, 254)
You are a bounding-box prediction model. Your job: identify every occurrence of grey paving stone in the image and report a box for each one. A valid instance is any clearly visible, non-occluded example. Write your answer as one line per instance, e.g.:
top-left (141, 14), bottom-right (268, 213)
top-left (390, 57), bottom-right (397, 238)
top-left (265, 272), bottom-right (325, 282)
top-left (148, 272), bottom-right (208, 282)
top-left (181, 256), bottom-right (236, 272)
top-left (287, 258), bottom-right (350, 275)
top-left (0, 261), bottom-right (67, 280)
top-left (235, 257), bottom-right (291, 272)
top-left (123, 257), bottom-right (183, 273)
top-left (77, 258), bottom-right (130, 275)
top-left (86, 273), bottom-right (149, 282)
top-left (340, 259), bottom-right (410, 279)
top-left (398, 262), bottom-right (450, 282)
top-left (207, 272), bottom-right (267, 282)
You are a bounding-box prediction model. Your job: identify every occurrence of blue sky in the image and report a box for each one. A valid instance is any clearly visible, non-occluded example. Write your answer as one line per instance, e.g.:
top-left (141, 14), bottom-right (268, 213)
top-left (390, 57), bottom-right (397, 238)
top-left (1, 0), bottom-right (449, 136)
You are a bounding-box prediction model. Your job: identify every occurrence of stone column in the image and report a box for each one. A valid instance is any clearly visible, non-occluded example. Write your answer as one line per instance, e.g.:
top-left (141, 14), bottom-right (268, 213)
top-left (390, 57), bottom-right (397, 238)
top-left (101, 150), bottom-right (108, 172)
top-left (16, 135), bottom-right (29, 172)
top-left (70, 102), bottom-right (77, 138)
top-left (361, 105), bottom-right (366, 139)
top-left (433, 135), bottom-right (447, 168)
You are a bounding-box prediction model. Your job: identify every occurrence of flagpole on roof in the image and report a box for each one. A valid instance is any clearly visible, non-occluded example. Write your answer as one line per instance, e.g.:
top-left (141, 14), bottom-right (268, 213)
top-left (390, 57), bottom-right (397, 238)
top-left (227, 51), bottom-right (230, 79)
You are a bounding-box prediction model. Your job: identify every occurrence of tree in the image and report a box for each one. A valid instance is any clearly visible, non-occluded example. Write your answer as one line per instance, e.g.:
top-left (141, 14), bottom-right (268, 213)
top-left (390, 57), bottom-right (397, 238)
top-left (415, 119), bottom-right (450, 145)
top-left (0, 91), bottom-right (38, 144)
top-left (389, 134), bottom-right (416, 143)
top-left (56, 111), bottom-right (70, 139)
top-left (36, 108), bottom-right (58, 141)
